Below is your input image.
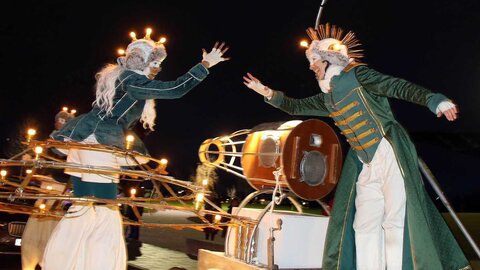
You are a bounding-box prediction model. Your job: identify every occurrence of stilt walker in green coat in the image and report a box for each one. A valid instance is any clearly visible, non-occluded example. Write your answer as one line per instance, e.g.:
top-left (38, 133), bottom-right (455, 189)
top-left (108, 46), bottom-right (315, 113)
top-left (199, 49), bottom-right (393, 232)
top-left (243, 23), bottom-right (470, 270)
top-left (43, 28), bottom-right (230, 270)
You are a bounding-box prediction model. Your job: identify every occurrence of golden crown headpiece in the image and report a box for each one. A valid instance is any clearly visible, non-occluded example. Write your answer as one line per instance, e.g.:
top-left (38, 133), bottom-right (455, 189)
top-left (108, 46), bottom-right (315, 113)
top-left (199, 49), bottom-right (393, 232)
top-left (117, 28), bottom-right (167, 56)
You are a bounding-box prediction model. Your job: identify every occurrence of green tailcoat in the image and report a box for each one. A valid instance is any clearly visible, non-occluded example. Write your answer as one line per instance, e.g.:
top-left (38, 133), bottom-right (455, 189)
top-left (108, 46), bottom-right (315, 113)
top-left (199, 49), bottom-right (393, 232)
top-left (53, 63), bottom-right (209, 154)
top-left (267, 64), bottom-right (469, 270)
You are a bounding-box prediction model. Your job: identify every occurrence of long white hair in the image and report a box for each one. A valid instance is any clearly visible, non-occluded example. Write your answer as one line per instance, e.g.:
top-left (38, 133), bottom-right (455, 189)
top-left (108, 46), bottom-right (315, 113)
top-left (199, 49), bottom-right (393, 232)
top-left (93, 62), bottom-right (156, 131)
top-left (93, 64), bottom-right (123, 115)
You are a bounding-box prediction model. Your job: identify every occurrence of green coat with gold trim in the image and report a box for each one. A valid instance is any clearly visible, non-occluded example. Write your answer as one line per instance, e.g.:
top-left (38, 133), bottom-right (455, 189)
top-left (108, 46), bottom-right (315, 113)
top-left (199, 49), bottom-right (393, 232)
top-left (266, 64), bottom-right (470, 270)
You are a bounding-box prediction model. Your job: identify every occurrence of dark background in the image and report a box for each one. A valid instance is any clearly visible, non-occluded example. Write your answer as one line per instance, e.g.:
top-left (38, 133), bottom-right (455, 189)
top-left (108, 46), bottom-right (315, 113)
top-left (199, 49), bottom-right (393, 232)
top-left (0, 0), bottom-right (479, 210)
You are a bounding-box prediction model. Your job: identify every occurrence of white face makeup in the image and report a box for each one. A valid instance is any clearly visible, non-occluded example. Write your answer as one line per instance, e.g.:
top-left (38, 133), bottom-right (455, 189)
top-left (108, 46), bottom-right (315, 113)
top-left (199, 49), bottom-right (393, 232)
top-left (149, 59), bottom-right (162, 69)
top-left (309, 58), bottom-right (329, 81)
top-left (145, 59), bottom-right (163, 79)
top-left (307, 52), bottom-right (321, 66)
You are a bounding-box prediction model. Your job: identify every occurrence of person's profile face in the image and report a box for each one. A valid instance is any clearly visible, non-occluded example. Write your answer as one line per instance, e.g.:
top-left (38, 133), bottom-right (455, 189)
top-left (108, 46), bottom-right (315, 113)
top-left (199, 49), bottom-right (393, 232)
top-left (310, 58), bottom-right (329, 81)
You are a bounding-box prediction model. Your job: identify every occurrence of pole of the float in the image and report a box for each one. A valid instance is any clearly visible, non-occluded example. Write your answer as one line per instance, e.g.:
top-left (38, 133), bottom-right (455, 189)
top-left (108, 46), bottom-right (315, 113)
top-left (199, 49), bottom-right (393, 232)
top-left (315, 0), bottom-right (329, 27)
top-left (418, 158), bottom-right (480, 259)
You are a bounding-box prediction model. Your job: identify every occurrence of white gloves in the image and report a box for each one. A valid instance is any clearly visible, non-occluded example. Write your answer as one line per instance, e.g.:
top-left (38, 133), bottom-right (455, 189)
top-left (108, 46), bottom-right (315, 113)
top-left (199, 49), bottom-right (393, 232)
top-left (243, 73), bottom-right (273, 99)
top-left (436, 100), bottom-right (456, 114)
top-left (202, 42), bottom-right (230, 68)
top-left (435, 100), bottom-right (459, 121)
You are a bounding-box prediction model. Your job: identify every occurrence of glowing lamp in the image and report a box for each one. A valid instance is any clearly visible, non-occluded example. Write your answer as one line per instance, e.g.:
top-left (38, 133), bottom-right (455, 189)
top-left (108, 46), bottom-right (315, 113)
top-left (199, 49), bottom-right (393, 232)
top-left (39, 204), bottom-right (46, 210)
top-left (130, 188), bottom-right (137, 196)
top-left (62, 107), bottom-right (68, 112)
top-left (194, 192), bottom-right (205, 210)
top-left (145, 28), bottom-right (152, 38)
top-left (332, 43), bottom-right (342, 51)
top-left (300, 40), bottom-right (309, 48)
top-left (159, 37), bottom-right (167, 44)
top-left (125, 135), bottom-right (135, 150)
top-left (35, 146), bottom-right (43, 154)
top-left (202, 179), bottom-right (209, 186)
top-left (27, 128), bottom-right (37, 142)
top-left (130, 32), bottom-right (137, 40)
top-left (214, 214), bottom-right (221, 222)
top-left (35, 146), bottom-right (43, 159)
top-left (195, 193), bottom-right (204, 202)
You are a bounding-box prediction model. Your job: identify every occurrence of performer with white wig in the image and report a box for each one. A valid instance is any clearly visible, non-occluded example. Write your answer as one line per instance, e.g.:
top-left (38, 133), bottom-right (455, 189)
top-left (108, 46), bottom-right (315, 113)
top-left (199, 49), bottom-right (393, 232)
top-left (43, 28), bottom-right (230, 270)
top-left (243, 23), bottom-right (469, 270)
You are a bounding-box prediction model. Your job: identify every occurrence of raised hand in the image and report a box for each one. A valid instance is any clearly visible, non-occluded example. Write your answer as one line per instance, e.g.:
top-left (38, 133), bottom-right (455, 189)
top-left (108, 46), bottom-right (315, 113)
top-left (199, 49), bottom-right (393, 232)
top-left (437, 100), bottom-right (458, 121)
top-left (436, 101), bottom-right (459, 121)
top-left (243, 72), bottom-right (272, 98)
top-left (202, 41), bottom-right (230, 68)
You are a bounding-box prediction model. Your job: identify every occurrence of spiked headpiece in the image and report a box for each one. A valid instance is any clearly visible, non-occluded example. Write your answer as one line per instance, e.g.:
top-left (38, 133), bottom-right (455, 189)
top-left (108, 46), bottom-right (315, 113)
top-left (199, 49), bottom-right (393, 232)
top-left (305, 23), bottom-right (363, 66)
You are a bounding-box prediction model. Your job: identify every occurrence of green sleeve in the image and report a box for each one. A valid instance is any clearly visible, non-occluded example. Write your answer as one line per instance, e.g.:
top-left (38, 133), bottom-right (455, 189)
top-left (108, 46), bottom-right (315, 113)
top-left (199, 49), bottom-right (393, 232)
top-left (355, 66), bottom-right (448, 113)
top-left (125, 63), bottom-right (209, 100)
top-left (265, 90), bottom-right (330, 117)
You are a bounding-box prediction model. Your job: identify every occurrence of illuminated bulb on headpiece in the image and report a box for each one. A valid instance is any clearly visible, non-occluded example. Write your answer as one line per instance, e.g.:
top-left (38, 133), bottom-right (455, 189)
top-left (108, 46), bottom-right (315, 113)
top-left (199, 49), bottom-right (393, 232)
top-left (214, 214), bottom-right (221, 222)
top-left (26, 169), bottom-right (32, 174)
top-left (130, 188), bottom-right (137, 196)
top-left (159, 37), bottom-right (167, 44)
top-left (62, 107), bottom-right (68, 112)
top-left (331, 43), bottom-right (342, 51)
top-left (0, 170), bottom-right (7, 178)
top-left (46, 186), bottom-right (53, 190)
top-left (160, 158), bottom-right (168, 165)
top-left (202, 179), bottom-right (208, 186)
top-left (145, 28), bottom-right (152, 39)
top-left (39, 203), bottom-right (46, 210)
top-left (117, 49), bottom-right (125, 55)
top-left (130, 32), bottom-right (137, 41)
top-left (70, 109), bottom-right (77, 114)
top-left (300, 40), bottom-right (309, 48)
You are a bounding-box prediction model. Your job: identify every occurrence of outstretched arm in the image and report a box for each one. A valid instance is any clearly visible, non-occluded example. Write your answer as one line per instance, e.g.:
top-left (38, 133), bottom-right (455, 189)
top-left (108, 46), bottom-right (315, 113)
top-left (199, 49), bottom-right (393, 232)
top-left (126, 42), bottom-right (230, 100)
top-left (243, 72), bottom-right (330, 117)
top-left (356, 66), bottom-right (458, 121)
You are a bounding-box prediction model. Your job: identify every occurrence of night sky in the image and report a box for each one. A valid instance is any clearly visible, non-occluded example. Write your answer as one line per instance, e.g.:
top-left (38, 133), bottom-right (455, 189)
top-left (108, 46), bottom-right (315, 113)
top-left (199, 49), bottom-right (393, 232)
top-left (1, 1), bottom-right (479, 210)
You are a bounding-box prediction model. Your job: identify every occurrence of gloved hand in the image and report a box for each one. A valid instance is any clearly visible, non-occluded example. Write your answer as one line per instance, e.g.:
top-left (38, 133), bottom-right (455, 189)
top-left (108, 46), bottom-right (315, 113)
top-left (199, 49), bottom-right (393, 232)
top-left (243, 73), bottom-right (273, 99)
top-left (202, 42), bottom-right (230, 68)
top-left (436, 100), bottom-right (458, 121)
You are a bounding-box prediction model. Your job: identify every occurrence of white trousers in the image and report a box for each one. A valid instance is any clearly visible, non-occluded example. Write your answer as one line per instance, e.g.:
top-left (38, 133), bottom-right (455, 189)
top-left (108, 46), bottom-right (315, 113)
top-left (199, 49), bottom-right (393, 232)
top-left (22, 181), bottom-right (65, 270)
top-left (65, 134), bottom-right (149, 183)
top-left (42, 205), bottom-right (126, 270)
top-left (353, 138), bottom-right (406, 270)
top-left (21, 216), bottom-right (59, 270)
